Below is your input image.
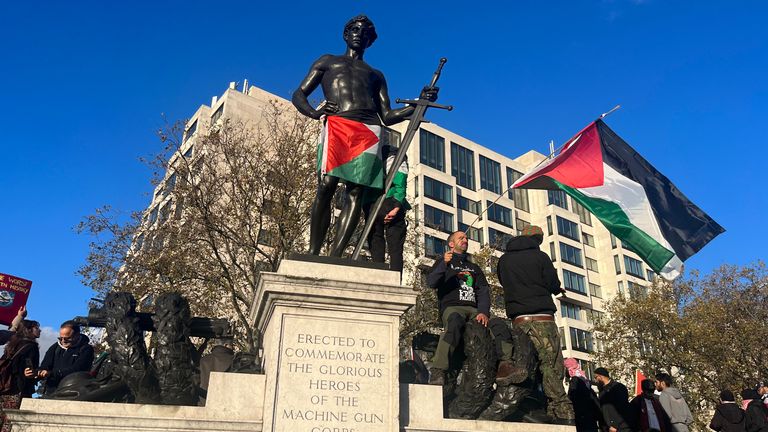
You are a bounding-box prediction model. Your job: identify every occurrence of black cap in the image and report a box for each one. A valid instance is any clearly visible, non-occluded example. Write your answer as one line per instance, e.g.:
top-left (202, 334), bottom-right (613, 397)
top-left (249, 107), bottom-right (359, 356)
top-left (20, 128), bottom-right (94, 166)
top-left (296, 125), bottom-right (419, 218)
top-left (741, 388), bottom-right (760, 400)
top-left (719, 389), bottom-right (735, 402)
top-left (594, 367), bottom-right (610, 378)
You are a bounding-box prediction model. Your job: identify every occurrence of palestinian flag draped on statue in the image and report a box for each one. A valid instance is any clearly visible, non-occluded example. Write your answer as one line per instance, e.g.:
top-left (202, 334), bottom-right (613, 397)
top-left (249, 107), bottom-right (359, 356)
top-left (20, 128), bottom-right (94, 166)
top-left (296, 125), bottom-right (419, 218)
top-left (317, 115), bottom-right (384, 189)
top-left (513, 119), bottom-right (724, 280)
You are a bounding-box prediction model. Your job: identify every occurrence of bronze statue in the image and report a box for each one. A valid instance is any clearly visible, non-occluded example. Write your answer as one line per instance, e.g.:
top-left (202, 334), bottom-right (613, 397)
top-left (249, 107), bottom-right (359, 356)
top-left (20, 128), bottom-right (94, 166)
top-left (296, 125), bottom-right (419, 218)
top-left (292, 15), bottom-right (437, 256)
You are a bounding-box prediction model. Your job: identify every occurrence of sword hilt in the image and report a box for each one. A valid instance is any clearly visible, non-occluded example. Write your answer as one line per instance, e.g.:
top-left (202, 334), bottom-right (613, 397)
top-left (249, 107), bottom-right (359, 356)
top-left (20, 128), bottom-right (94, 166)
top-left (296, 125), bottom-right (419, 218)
top-left (396, 98), bottom-right (453, 111)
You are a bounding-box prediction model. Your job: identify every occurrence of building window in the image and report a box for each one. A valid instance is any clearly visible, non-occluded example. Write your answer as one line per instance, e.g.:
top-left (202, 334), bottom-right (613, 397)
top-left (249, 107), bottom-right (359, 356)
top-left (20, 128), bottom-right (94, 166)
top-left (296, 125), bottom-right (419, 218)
top-left (618, 281), bottom-right (624, 294)
top-left (457, 195), bottom-right (481, 215)
top-left (506, 168), bottom-right (529, 212)
top-left (624, 256), bottom-right (645, 279)
top-left (549, 242), bottom-right (556, 262)
top-left (458, 223), bottom-right (483, 243)
top-left (183, 146), bottom-right (194, 158)
top-left (479, 155), bottom-right (501, 194)
top-left (561, 302), bottom-right (582, 320)
top-left (515, 218), bottom-right (530, 236)
top-left (556, 216), bottom-right (580, 241)
top-left (381, 127), bottom-right (401, 148)
top-left (424, 205), bottom-right (454, 233)
top-left (162, 173), bottom-right (177, 199)
top-left (559, 243), bottom-right (583, 267)
top-left (611, 233), bottom-right (618, 249)
top-left (559, 327), bottom-right (567, 350)
top-left (589, 283), bottom-right (602, 298)
top-left (573, 200), bottom-right (592, 226)
top-left (257, 229), bottom-right (277, 247)
top-left (450, 142), bottom-right (475, 190)
top-left (488, 227), bottom-right (512, 251)
top-left (548, 190), bottom-right (568, 209)
top-left (486, 201), bottom-right (513, 227)
top-left (211, 103), bottom-right (225, 124)
top-left (423, 176), bottom-right (453, 205)
top-left (184, 120), bottom-right (197, 142)
top-left (420, 129), bottom-right (445, 171)
top-left (570, 328), bottom-right (594, 353)
top-left (582, 232), bottom-right (595, 247)
top-left (647, 269), bottom-right (656, 282)
top-left (628, 281), bottom-right (647, 299)
top-left (425, 234), bottom-right (447, 258)
top-left (562, 269), bottom-right (586, 294)
top-left (149, 207), bottom-right (159, 224)
top-left (586, 257), bottom-right (599, 273)
top-left (586, 309), bottom-right (605, 325)
top-left (614, 255), bottom-right (622, 274)
top-left (547, 216), bottom-right (553, 236)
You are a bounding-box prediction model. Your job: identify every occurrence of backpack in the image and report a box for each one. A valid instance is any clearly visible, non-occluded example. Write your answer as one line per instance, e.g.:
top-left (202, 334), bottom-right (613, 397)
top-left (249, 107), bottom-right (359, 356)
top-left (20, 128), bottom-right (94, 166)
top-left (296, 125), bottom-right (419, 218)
top-left (0, 342), bottom-right (32, 394)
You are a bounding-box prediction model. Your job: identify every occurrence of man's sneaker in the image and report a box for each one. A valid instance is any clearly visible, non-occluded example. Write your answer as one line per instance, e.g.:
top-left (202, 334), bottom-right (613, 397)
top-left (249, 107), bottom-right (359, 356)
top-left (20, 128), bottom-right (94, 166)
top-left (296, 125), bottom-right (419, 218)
top-left (429, 368), bottom-right (445, 386)
top-left (495, 360), bottom-right (528, 386)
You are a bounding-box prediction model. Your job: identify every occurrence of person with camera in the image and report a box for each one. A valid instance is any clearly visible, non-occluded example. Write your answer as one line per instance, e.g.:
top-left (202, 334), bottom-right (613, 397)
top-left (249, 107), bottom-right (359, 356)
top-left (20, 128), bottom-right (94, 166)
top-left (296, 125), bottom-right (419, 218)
top-left (426, 230), bottom-right (490, 385)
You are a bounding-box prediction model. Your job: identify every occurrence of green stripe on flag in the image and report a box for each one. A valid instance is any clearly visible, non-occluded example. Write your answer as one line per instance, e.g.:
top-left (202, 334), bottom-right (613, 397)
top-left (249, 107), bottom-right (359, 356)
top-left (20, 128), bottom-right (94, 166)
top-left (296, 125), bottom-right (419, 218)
top-left (327, 152), bottom-right (384, 189)
top-left (553, 180), bottom-right (675, 273)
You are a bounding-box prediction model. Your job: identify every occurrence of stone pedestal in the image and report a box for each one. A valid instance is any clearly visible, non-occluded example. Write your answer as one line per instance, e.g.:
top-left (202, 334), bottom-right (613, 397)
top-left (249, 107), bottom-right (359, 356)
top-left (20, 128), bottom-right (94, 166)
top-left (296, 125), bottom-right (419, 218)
top-left (400, 384), bottom-right (575, 432)
top-left (250, 258), bottom-right (417, 432)
top-left (7, 372), bottom-right (266, 431)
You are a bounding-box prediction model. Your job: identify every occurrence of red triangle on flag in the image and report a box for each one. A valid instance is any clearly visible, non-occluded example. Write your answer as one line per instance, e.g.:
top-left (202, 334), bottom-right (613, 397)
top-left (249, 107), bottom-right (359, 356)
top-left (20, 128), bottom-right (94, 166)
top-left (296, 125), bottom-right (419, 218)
top-left (324, 116), bottom-right (380, 172)
top-left (515, 121), bottom-right (604, 190)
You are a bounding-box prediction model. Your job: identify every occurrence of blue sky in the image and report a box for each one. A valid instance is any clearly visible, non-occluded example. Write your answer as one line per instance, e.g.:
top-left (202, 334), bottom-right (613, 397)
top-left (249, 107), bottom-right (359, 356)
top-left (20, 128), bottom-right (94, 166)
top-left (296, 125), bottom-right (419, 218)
top-left (1, 1), bottom-right (766, 329)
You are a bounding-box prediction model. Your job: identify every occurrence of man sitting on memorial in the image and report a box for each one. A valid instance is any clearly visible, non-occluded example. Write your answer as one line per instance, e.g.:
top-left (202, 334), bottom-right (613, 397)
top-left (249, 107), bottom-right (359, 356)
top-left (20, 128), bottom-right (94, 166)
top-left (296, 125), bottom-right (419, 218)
top-left (426, 230), bottom-right (490, 385)
top-left (38, 320), bottom-right (95, 395)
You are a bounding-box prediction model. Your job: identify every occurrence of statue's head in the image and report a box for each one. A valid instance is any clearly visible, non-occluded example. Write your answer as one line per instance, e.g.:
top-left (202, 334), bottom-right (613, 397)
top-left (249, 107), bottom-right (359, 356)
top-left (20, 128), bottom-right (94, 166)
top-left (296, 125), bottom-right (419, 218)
top-left (343, 15), bottom-right (377, 49)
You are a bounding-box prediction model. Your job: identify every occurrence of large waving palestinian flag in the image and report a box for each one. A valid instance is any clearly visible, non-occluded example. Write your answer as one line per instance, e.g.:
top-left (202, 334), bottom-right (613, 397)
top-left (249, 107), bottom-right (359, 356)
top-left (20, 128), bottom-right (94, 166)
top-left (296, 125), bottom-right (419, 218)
top-left (318, 116), bottom-right (384, 189)
top-left (513, 120), bottom-right (724, 280)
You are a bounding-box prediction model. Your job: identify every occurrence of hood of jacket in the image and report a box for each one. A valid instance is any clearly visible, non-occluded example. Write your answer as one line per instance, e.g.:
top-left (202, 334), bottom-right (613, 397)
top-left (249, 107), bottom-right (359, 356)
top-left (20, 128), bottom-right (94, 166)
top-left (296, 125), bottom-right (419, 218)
top-left (716, 403), bottom-right (745, 424)
top-left (505, 235), bottom-right (541, 252)
top-left (663, 387), bottom-right (685, 400)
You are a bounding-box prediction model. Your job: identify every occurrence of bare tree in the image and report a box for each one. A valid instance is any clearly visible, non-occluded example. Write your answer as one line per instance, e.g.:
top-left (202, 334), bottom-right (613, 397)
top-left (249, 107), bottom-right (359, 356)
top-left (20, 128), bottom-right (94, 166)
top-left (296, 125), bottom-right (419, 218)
top-left (78, 101), bottom-right (321, 351)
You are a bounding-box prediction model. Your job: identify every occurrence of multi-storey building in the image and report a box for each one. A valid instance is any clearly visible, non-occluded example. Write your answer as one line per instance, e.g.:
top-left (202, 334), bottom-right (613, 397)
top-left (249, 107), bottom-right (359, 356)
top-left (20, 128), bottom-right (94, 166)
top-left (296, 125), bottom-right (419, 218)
top-left (138, 83), bottom-right (654, 374)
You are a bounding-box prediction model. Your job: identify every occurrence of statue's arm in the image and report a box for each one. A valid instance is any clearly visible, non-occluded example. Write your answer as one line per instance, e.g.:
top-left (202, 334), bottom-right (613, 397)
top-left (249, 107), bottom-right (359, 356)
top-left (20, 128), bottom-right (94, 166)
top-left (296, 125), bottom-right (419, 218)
top-left (292, 55), bottom-right (331, 119)
top-left (376, 72), bottom-right (415, 126)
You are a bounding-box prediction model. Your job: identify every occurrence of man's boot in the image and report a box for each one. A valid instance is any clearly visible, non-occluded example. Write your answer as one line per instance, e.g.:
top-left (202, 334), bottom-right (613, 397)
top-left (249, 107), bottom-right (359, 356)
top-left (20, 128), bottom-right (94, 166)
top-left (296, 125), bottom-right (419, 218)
top-left (429, 368), bottom-right (445, 386)
top-left (495, 360), bottom-right (529, 386)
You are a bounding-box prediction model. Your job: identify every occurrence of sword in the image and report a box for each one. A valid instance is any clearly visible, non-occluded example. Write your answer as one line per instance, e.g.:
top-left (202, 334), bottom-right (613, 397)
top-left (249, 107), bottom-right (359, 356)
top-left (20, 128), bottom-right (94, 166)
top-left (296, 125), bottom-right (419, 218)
top-left (352, 58), bottom-right (453, 260)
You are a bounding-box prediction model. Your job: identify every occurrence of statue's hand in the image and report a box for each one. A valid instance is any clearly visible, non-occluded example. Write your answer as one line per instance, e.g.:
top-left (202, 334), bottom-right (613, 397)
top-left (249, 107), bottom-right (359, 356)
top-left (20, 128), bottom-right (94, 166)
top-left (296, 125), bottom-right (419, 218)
top-left (420, 86), bottom-right (439, 102)
top-left (320, 101), bottom-right (340, 117)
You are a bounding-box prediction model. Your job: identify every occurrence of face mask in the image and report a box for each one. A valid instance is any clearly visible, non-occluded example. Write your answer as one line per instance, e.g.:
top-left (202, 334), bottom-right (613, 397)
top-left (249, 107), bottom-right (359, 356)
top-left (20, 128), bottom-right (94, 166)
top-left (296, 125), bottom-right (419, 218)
top-left (596, 381), bottom-right (605, 391)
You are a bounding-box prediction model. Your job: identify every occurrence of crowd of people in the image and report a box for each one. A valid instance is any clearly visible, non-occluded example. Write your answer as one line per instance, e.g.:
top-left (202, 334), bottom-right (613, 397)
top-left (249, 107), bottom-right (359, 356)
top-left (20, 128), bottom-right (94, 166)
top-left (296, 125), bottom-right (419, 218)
top-left (425, 226), bottom-right (768, 431)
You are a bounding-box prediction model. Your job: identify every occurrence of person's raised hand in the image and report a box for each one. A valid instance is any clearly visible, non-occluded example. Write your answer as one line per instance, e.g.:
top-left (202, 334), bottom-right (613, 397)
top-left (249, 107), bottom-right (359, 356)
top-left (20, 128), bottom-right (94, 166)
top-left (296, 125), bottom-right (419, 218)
top-left (443, 251), bottom-right (453, 263)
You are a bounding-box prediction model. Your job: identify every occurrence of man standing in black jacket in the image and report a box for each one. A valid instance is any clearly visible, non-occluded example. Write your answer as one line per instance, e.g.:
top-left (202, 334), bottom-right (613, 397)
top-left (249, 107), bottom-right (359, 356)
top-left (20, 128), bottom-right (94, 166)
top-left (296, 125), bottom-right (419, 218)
top-left (426, 230), bottom-right (490, 385)
top-left (38, 320), bottom-right (94, 395)
top-left (496, 225), bottom-right (574, 423)
top-left (595, 367), bottom-right (636, 432)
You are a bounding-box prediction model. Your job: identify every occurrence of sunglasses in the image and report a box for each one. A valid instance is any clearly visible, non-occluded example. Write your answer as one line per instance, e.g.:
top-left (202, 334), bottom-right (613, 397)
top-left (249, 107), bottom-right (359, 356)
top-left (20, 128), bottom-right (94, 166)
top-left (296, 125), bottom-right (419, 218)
top-left (58, 336), bottom-right (74, 342)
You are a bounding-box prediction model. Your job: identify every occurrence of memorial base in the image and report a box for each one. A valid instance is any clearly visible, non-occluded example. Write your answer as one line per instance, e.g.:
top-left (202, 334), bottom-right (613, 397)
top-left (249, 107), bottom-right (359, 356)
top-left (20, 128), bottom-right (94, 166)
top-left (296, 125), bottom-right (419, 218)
top-left (5, 259), bottom-right (573, 432)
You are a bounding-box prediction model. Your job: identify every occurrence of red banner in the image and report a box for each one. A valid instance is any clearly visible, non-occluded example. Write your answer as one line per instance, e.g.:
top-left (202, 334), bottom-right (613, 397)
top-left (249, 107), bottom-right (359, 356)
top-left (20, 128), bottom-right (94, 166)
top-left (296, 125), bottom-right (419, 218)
top-left (635, 369), bottom-right (648, 395)
top-left (0, 273), bottom-right (32, 326)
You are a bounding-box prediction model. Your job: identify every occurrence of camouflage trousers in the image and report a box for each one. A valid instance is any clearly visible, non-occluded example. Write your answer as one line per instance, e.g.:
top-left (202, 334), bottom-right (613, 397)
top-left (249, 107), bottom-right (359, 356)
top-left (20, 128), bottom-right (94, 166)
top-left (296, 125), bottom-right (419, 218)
top-left (515, 320), bottom-right (574, 420)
